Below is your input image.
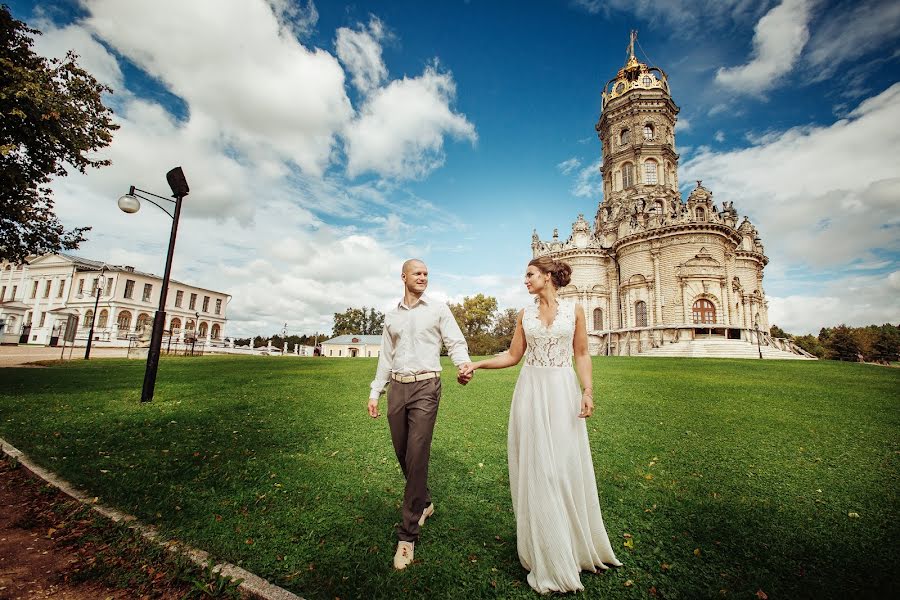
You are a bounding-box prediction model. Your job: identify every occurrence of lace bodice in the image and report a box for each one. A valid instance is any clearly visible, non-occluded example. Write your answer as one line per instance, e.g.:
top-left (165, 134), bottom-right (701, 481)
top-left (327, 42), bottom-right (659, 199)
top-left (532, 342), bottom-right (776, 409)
top-left (523, 298), bottom-right (575, 367)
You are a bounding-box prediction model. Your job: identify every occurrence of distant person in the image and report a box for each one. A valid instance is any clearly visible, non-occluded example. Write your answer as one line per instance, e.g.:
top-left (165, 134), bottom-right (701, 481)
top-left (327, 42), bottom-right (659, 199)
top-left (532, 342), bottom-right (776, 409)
top-left (367, 259), bottom-right (473, 570)
top-left (458, 256), bottom-right (621, 593)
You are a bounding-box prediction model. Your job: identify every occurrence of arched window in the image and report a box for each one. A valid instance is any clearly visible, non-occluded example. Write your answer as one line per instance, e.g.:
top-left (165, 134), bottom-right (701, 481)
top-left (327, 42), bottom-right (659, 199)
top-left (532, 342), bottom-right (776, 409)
top-left (98, 309), bottom-right (108, 328)
top-left (211, 324), bottom-right (221, 339)
top-left (643, 159), bottom-right (658, 184)
top-left (198, 322), bottom-right (208, 337)
top-left (136, 313), bottom-right (152, 332)
top-left (696, 207), bottom-right (706, 221)
top-left (623, 162), bottom-right (635, 188)
top-left (82, 310), bottom-right (94, 327)
top-left (620, 128), bottom-right (630, 145)
top-left (635, 301), bottom-right (647, 327)
top-left (642, 75), bottom-right (652, 87)
top-left (186, 319), bottom-right (196, 332)
top-left (693, 299), bottom-right (716, 324)
top-left (593, 308), bottom-right (603, 330)
top-left (170, 317), bottom-right (181, 331)
top-left (643, 124), bottom-right (654, 140)
top-left (117, 310), bottom-right (132, 330)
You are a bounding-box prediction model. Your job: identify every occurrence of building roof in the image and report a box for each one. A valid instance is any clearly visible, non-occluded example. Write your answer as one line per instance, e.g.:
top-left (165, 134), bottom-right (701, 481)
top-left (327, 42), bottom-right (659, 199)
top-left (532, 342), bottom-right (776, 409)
top-left (321, 334), bottom-right (383, 345)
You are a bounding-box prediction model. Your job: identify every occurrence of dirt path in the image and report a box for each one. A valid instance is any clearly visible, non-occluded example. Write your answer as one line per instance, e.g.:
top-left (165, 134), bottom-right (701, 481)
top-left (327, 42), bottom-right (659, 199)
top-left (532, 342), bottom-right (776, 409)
top-left (0, 460), bottom-right (202, 600)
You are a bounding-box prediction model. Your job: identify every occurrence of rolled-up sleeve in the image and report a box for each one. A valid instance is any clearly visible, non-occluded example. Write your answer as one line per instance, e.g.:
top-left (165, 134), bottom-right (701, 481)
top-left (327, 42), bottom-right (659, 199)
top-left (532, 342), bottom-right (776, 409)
top-left (440, 304), bottom-right (471, 367)
top-left (369, 325), bottom-right (394, 400)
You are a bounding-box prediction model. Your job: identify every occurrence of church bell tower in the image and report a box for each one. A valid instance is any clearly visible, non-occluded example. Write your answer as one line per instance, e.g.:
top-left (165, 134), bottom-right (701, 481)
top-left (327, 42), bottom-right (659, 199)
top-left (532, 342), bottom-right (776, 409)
top-left (595, 32), bottom-right (681, 233)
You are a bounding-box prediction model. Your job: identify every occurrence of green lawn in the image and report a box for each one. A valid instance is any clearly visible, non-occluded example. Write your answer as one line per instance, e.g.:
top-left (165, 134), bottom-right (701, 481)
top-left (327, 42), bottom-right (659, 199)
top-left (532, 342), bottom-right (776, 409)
top-left (0, 356), bottom-right (897, 599)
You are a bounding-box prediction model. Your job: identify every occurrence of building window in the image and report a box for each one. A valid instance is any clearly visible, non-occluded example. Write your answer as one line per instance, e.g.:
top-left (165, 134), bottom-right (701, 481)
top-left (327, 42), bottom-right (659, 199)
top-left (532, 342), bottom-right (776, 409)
top-left (78, 279), bottom-right (84, 295)
top-left (643, 124), bottom-right (654, 140)
top-left (644, 159), bottom-right (658, 184)
top-left (91, 278), bottom-right (99, 295)
top-left (642, 75), bottom-right (652, 86)
top-left (136, 313), bottom-right (152, 332)
top-left (329, 349), bottom-right (333, 356)
top-left (198, 322), bottom-right (208, 337)
top-left (186, 319), bottom-right (196, 332)
top-left (211, 324), bottom-right (221, 339)
top-left (117, 310), bottom-right (132, 330)
top-left (31, 281), bottom-right (38, 299)
top-left (57, 280), bottom-right (65, 298)
top-left (692, 299), bottom-right (716, 324)
top-left (215, 298), bottom-right (222, 314)
top-left (98, 310), bottom-right (108, 328)
top-left (142, 283), bottom-right (152, 302)
top-left (10, 285), bottom-right (16, 300)
top-left (620, 128), bottom-right (630, 145)
top-left (623, 163), bottom-right (635, 188)
top-left (43, 280), bottom-right (51, 298)
top-left (202, 296), bottom-right (210, 312)
top-left (696, 207), bottom-right (706, 221)
top-left (25, 311), bottom-right (32, 325)
top-left (38, 312), bottom-right (46, 327)
top-left (106, 278), bottom-right (113, 296)
top-left (175, 290), bottom-right (183, 307)
top-left (83, 310), bottom-right (93, 327)
top-left (170, 317), bottom-right (181, 331)
top-left (593, 308), bottom-right (603, 330)
top-left (635, 301), bottom-right (647, 327)
top-left (0, 286), bottom-right (5, 301)
top-left (189, 293), bottom-right (197, 310)
top-left (124, 279), bottom-right (135, 299)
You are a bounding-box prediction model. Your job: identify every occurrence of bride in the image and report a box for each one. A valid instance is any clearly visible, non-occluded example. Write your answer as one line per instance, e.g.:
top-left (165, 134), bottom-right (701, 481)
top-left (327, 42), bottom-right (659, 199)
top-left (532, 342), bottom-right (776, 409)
top-left (458, 256), bottom-right (621, 594)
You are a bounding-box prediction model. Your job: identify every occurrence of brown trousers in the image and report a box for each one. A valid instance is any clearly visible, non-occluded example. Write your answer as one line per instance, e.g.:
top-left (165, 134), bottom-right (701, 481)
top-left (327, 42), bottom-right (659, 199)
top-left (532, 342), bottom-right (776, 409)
top-left (387, 376), bottom-right (441, 542)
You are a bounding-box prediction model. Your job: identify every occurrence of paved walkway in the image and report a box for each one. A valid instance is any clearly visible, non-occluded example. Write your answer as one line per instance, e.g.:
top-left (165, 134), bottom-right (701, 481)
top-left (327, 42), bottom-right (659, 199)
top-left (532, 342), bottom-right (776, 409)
top-left (0, 346), bottom-right (129, 367)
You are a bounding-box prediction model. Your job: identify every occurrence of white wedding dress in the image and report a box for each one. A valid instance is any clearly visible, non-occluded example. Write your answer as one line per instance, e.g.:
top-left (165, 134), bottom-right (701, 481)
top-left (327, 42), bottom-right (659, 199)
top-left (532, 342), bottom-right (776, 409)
top-left (508, 298), bottom-right (621, 594)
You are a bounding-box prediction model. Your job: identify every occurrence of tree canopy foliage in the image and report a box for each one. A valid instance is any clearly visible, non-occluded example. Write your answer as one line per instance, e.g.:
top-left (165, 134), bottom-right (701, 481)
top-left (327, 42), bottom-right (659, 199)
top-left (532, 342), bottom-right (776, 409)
top-left (775, 322), bottom-right (899, 363)
top-left (332, 307), bottom-right (384, 337)
top-left (1, 6), bottom-right (118, 262)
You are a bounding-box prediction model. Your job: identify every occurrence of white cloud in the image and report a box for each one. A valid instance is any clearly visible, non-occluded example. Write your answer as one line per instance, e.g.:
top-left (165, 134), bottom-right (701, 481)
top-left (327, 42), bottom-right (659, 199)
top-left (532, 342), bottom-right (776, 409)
top-left (30, 18), bottom-right (123, 91)
top-left (572, 159), bottom-right (602, 198)
top-left (715, 0), bottom-right (812, 95)
top-left (344, 64), bottom-right (477, 179)
top-left (82, 0), bottom-right (353, 178)
top-left (805, 0), bottom-right (900, 80)
top-left (714, 130), bottom-right (726, 142)
top-left (675, 117), bottom-right (691, 131)
top-left (572, 0), bottom-right (774, 33)
top-left (681, 83), bottom-right (900, 331)
top-left (768, 270), bottom-right (900, 334)
top-left (557, 157), bottom-right (581, 175)
top-left (266, 0), bottom-right (319, 38)
top-left (335, 17), bottom-right (388, 94)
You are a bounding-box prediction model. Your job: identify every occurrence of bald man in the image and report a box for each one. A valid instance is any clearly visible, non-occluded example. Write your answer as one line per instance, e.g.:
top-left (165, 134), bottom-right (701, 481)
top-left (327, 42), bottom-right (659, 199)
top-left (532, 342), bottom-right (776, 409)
top-left (368, 259), bottom-right (473, 570)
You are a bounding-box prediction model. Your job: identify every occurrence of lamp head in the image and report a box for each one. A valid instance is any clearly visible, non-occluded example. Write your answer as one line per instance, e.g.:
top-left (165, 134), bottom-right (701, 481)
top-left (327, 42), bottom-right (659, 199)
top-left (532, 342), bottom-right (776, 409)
top-left (166, 167), bottom-right (190, 197)
top-left (118, 190), bottom-right (141, 214)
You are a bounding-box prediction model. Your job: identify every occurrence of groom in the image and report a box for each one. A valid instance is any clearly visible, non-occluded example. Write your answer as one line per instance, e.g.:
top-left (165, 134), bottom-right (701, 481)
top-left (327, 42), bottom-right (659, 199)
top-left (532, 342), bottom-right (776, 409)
top-left (367, 258), bottom-right (473, 570)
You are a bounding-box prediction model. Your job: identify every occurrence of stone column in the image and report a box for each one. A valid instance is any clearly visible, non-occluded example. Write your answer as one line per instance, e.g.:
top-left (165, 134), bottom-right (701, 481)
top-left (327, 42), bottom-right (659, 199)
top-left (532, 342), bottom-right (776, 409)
top-left (651, 249), bottom-right (663, 325)
top-left (718, 279), bottom-right (727, 326)
top-left (679, 280), bottom-right (688, 323)
top-left (723, 252), bottom-right (734, 325)
top-left (609, 267), bottom-right (620, 329)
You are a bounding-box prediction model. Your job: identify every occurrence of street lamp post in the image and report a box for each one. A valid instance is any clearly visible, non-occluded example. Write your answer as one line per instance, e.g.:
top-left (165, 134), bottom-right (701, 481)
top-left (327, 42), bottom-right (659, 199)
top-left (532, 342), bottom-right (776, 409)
top-left (84, 265), bottom-right (108, 359)
top-left (118, 167), bottom-right (190, 402)
top-left (754, 315), bottom-right (763, 360)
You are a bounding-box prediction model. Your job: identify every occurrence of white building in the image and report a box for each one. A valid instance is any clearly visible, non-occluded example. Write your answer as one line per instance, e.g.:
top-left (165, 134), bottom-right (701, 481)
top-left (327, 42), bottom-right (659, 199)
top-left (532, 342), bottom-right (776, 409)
top-left (320, 334), bottom-right (382, 358)
top-left (0, 253), bottom-right (230, 347)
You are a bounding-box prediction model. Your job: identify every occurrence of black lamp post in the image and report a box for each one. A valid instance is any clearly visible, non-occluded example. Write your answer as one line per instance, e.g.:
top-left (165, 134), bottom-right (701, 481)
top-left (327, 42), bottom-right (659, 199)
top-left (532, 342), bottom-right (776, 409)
top-left (84, 265), bottom-right (108, 359)
top-left (118, 167), bottom-right (190, 402)
top-left (754, 314), bottom-right (763, 360)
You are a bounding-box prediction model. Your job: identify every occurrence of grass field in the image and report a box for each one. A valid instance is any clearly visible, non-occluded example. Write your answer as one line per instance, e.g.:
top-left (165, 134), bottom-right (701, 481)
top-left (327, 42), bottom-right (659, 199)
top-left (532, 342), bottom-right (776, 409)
top-left (0, 356), bottom-right (897, 599)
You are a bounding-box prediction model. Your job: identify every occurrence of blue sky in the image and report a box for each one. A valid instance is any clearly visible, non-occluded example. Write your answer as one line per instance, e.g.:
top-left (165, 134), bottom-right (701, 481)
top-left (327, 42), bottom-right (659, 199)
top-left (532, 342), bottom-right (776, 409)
top-left (9, 0), bottom-right (900, 336)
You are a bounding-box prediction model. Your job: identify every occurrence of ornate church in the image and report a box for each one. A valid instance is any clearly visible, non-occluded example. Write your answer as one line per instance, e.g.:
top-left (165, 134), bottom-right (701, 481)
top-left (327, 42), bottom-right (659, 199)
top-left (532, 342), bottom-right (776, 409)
top-left (531, 34), bottom-right (810, 359)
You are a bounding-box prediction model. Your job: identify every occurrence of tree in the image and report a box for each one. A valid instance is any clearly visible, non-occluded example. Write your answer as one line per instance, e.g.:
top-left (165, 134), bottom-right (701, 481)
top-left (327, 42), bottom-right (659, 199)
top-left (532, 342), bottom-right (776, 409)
top-left (448, 294), bottom-right (498, 338)
top-left (770, 324), bottom-right (789, 339)
top-left (871, 324), bottom-right (900, 363)
top-left (332, 307), bottom-right (384, 337)
top-left (792, 334), bottom-right (826, 358)
top-left (1, 7), bottom-right (118, 262)
top-left (491, 307), bottom-right (519, 351)
top-left (824, 325), bottom-right (861, 361)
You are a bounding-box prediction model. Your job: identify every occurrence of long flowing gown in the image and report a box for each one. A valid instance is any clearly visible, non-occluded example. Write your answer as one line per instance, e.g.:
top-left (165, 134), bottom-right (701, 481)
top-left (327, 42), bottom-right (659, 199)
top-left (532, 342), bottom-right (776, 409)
top-left (508, 298), bottom-right (621, 594)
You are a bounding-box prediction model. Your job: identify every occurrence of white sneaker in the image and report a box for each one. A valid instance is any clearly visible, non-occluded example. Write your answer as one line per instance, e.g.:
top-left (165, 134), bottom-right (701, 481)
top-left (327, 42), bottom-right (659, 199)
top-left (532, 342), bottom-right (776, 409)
top-left (393, 541), bottom-right (415, 570)
top-left (418, 503), bottom-right (435, 527)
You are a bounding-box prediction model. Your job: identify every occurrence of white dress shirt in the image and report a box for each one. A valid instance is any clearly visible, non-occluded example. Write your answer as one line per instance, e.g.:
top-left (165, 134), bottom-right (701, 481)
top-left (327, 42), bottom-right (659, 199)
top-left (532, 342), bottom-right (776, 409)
top-left (369, 294), bottom-right (471, 400)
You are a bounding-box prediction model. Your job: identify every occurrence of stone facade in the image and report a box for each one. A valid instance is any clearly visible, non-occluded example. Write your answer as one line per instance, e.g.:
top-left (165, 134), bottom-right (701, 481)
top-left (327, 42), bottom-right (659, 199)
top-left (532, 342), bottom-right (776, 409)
top-left (320, 334), bottom-right (382, 358)
top-left (531, 34), bottom-right (789, 356)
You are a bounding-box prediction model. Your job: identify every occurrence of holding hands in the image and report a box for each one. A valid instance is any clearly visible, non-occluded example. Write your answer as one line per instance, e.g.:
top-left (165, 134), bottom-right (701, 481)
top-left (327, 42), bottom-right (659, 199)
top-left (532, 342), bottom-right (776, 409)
top-left (457, 362), bottom-right (475, 385)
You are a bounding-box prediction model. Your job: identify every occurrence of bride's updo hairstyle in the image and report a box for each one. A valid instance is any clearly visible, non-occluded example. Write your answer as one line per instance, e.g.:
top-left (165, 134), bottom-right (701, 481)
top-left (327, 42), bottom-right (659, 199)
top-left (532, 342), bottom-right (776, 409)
top-left (528, 256), bottom-right (572, 289)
